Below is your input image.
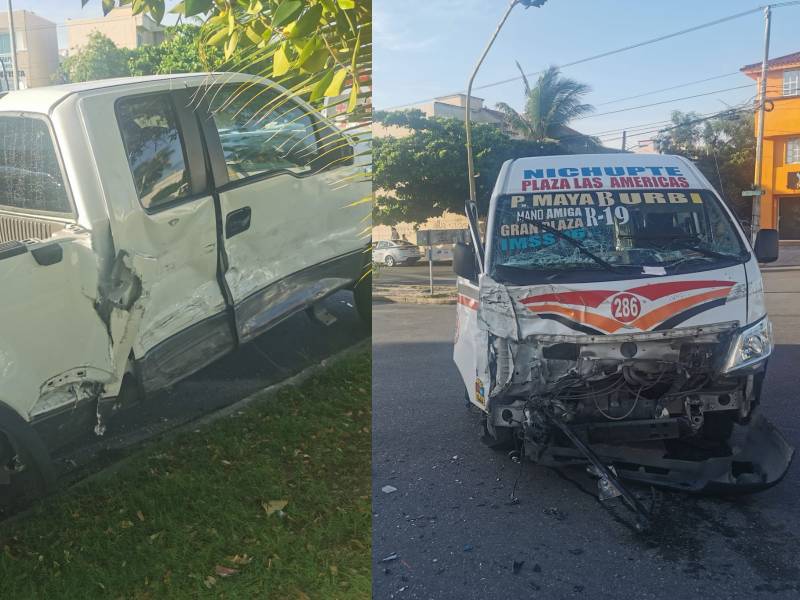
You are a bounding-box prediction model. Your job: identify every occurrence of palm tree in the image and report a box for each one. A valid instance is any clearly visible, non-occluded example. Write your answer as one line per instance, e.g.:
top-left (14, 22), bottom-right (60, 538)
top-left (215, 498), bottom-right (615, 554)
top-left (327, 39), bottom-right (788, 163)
top-left (496, 63), bottom-right (594, 142)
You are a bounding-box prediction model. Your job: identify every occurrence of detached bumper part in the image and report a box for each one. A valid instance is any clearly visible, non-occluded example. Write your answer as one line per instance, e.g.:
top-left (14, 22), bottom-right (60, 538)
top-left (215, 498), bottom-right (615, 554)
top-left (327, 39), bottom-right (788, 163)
top-left (537, 414), bottom-right (793, 493)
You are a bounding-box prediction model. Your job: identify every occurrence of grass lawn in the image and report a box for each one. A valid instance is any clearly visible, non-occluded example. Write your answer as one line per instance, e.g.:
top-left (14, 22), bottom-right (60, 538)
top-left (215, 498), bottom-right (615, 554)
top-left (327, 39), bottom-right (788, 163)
top-left (0, 351), bottom-right (371, 599)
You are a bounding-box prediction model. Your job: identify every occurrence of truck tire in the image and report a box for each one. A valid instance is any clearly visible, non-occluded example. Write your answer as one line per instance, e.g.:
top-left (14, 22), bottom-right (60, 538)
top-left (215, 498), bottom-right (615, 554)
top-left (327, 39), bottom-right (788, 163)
top-left (354, 272), bottom-right (372, 329)
top-left (702, 412), bottom-right (736, 443)
top-left (0, 405), bottom-right (56, 515)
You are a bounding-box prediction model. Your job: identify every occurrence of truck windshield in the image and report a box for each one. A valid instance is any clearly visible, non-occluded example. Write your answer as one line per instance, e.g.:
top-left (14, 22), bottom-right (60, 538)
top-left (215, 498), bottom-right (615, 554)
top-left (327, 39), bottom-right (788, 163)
top-left (489, 189), bottom-right (748, 282)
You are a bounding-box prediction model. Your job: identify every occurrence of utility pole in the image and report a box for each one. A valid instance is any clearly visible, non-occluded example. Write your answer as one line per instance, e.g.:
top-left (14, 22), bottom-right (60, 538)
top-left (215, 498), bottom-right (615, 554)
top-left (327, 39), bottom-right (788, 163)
top-left (751, 5), bottom-right (771, 244)
top-left (6, 0), bottom-right (19, 90)
top-left (464, 0), bottom-right (547, 270)
top-left (621, 130), bottom-right (627, 151)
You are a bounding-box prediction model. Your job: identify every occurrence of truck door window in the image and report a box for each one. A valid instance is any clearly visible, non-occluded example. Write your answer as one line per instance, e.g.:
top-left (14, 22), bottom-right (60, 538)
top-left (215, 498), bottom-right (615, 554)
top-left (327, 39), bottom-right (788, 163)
top-left (209, 84), bottom-right (320, 181)
top-left (116, 93), bottom-right (192, 210)
top-left (0, 115), bottom-right (71, 215)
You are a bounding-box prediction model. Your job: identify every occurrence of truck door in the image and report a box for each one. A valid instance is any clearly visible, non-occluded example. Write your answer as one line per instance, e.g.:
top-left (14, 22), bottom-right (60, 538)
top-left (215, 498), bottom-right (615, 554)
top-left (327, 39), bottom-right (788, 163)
top-left (197, 82), bottom-right (368, 343)
top-left (79, 88), bottom-right (235, 392)
top-left (0, 113), bottom-right (113, 422)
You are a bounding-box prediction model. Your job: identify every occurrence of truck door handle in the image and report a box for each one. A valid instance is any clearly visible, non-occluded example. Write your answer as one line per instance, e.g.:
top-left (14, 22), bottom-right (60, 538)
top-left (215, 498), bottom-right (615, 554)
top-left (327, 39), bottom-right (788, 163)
top-left (225, 207), bottom-right (252, 239)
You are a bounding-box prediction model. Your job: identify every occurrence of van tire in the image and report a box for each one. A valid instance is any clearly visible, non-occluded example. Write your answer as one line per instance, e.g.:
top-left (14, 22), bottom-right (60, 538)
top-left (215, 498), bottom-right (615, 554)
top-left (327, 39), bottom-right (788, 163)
top-left (481, 415), bottom-right (516, 450)
top-left (354, 272), bottom-right (372, 329)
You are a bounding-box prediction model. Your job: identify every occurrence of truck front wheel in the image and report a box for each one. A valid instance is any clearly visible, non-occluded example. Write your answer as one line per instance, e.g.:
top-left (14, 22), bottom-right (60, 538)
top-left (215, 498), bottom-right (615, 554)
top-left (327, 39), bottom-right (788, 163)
top-left (353, 272), bottom-right (372, 329)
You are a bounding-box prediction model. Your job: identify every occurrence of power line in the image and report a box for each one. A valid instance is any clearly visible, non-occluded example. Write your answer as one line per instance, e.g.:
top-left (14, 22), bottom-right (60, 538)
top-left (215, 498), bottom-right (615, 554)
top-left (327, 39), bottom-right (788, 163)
top-left (599, 106), bottom-right (753, 144)
top-left (594, 72), bottom-right (742, 106)
top-left (573, 84), bottom-right (753, 121)
top-left (379, 1), bottom-right (800, 111)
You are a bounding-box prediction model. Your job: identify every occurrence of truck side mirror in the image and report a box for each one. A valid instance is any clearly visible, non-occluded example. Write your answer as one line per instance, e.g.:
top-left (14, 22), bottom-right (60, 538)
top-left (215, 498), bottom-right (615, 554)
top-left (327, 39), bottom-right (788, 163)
top-left (754, 229), bottom-right (779, 263)
top-left (453, 242), bottom-right (477, 280)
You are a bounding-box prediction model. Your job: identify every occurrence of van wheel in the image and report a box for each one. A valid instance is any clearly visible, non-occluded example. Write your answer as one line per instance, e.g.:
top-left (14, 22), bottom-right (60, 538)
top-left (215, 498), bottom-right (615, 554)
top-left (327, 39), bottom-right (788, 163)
top-left (480, 415), bottom-right (516, 450)
top-left (702, 412), bottom-right (735, 443)
top-left (354, 272), bottom-right (371, 329)
top-left (384, 255), bottom-right (396, 267)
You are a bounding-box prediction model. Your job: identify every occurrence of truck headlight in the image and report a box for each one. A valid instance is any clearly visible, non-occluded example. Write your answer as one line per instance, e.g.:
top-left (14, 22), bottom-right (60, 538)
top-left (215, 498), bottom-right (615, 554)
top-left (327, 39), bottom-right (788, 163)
top-left (722, 317), bottom-right (773, 373)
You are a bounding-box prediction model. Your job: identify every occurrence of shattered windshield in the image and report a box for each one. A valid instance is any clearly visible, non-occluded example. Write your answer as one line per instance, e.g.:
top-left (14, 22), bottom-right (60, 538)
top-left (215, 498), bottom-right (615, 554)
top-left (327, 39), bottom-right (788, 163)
top-left (490, 189), bottom-right (747, 281)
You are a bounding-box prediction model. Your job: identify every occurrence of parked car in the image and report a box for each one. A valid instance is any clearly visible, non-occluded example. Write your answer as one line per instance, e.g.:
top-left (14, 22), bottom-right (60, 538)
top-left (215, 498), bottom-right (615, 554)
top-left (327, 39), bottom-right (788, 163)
top-left (373, 239), bottom-right (421, 266)
top-left (0, 73), bottom-right (371, 508)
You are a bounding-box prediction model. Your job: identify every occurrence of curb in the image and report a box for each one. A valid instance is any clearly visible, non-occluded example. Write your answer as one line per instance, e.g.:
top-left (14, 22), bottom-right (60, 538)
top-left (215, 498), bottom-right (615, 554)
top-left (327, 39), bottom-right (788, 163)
top-left (760, 266), bottom-right (800, 272)
top-left (373, 294), bottom-right (456, 305)
top-left (66, 340), bottom-right (371, 486)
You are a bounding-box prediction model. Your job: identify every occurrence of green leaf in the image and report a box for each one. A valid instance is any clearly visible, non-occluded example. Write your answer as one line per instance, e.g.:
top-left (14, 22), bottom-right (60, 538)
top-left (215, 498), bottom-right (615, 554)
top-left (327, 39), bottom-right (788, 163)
top-left (287, 4), bottom-right (323, 38)
top-left (273, 41), bottom-right (292, 77)
top-left (272, 0), bottom-right (303, 28)
top-left (300, 49), bottom-right (329, 73)
top-left (347, 68), bottom-right (359, 112)
top-left (310, 69), bottom-right (334, 101)
top-left (207, 27), bottom-right (228, 47)
top-left (324, 67), bottom-right (348, 97)
top-left (337, 0), bottom-right (355, 8)
top-left (184, 0), bottom-right (213, 17)
top-left (224, 29), bottom-right (240, 60)
top-left (101, 0), bottom-right (116, 15)
top-left (148, 1), bottom-right (165, 23)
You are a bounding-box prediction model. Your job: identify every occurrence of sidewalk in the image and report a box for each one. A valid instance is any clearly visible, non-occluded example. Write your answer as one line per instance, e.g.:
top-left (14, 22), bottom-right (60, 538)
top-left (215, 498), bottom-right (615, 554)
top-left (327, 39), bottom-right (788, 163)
top-left (762, 243), bottom-right (800, 271)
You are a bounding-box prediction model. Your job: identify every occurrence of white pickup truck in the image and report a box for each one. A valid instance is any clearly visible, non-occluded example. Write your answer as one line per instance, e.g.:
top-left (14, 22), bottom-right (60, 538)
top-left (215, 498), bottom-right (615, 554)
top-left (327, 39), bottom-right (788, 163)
top-left (0, 73), bottom-right (371, 507)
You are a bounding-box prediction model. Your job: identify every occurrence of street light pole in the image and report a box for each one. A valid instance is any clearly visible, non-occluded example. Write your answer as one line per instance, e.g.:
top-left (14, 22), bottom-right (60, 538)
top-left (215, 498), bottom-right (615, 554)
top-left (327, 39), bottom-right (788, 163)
top-left (751, 5), bottom-right (771, 244)
top-left (464, 0), bottom-right (547, 269)
top-left (6, 0), bottom-right (19, 90)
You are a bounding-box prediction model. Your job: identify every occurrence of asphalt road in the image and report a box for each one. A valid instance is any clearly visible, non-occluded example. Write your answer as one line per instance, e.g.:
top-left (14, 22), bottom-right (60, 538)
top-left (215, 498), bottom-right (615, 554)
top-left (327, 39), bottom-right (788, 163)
top-left (52, 290), bottom-right (369, 485)
top-left (372, 272), bottom-right (800, 600)
top-left (377, 264), bottom-right (457, 287)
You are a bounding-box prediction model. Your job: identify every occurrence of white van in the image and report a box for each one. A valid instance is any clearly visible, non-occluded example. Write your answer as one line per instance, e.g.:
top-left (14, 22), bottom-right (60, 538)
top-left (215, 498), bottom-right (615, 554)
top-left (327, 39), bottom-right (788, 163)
top-left (453, 154), bottom-right (792, 504)
top-left (0, 74), bottom-right (371, 506)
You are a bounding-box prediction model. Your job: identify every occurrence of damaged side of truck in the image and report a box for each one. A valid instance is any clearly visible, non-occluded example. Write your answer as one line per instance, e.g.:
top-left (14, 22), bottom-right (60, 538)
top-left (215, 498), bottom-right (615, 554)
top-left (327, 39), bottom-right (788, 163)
top-left (454, 154), bottom-right (793, 510)
top-left (0, 74), bottom-right (370, 508)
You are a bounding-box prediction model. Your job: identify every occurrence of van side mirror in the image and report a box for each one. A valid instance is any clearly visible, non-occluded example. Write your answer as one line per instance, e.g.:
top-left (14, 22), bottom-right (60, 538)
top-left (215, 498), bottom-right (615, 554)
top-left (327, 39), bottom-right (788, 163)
top-left (453, 242), bottom-right (477, 280)
top-left (754, 229), bottom-right (779, 263)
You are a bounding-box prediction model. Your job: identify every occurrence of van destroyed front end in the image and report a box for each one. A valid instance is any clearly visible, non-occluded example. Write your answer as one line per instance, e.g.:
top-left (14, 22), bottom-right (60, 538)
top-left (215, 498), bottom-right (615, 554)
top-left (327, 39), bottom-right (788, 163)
top-left (454, 155), bottom-right (795, 528)
top-left (479, 284), bottom-right (793, 492)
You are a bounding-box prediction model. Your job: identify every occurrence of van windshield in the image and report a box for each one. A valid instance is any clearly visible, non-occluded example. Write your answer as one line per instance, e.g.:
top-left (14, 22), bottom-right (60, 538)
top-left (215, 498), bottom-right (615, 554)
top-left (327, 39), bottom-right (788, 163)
top-left (489, 189), bottom-right (748, 282)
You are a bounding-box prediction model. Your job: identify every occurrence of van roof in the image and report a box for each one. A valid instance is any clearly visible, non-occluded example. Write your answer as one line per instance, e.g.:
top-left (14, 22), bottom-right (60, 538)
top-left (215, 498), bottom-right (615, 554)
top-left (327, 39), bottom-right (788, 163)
top-left (498, 153), bottom-right (708, 194)
top-left (0, 72), bottom-right (254, 115)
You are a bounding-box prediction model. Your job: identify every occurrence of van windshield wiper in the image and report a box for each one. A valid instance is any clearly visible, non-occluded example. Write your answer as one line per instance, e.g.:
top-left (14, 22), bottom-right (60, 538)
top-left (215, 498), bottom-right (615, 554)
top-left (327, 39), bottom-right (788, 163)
top-left (516, 216), bottom-right (623, 274)
top-left (669, 235), bottom-right (749, 262)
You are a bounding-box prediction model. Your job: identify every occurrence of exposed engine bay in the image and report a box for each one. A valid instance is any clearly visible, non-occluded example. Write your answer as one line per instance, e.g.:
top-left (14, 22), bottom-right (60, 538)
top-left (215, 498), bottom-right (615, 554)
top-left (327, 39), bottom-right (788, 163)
top-left (488, 322), bottom-right (754, 447)
top-left (481, 322), bottom-right (793, 517)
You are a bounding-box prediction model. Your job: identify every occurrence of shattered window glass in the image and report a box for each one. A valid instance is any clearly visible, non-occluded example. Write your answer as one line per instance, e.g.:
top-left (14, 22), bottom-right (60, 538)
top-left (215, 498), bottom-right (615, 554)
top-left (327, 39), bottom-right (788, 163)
top-left (490, 189), bottom-right (746, 278)
top-left (117, 94), bottom-right (192, 210)
top-left (0, 116), bottom-right (71, 214)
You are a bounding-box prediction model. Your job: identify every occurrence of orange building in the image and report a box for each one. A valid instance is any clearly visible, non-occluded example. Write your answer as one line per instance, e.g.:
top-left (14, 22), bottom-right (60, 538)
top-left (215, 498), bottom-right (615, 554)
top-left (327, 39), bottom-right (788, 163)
top-left (741, 52), bottom-right (800, 239)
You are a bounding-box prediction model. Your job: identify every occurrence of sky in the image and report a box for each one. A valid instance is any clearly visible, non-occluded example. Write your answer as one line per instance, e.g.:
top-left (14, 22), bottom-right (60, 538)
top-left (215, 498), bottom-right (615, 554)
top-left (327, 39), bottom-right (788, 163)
top-left (374, 0), bottom-right (800, 149)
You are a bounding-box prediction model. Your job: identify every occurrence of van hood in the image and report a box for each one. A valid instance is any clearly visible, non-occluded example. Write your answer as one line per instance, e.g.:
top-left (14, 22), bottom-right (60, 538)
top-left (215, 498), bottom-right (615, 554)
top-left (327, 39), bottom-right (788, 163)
top-left (477, 265), bottom-right (749, 341)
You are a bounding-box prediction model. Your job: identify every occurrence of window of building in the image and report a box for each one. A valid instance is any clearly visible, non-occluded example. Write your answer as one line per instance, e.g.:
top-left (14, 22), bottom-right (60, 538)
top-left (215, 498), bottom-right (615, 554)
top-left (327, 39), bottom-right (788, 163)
top-left (783, 69), bottom-right (800, 96)
top-left (116, 93), bottom-right (192, 210)
top-left (0, 115), bottom-right (72, 214)
top-left (209, 84), bottom-right (320, 181)
top-left (787, 138), bottom-right (800, 164)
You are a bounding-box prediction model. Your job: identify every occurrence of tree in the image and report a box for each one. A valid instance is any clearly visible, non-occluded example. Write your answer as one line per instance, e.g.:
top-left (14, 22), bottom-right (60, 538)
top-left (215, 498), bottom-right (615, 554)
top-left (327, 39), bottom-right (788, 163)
top-left (495, 64), bottom-right (594, 142)
top-left (59, 32), bottom-right (130, 82)
top-left (654, 109), bottom-right (755, 221)
top-left (127, 25), bottom-right (223, 76)
top-left (85, 0), bottom-right (371, 117)
top-left (373, 111), bottom-right (565, 224)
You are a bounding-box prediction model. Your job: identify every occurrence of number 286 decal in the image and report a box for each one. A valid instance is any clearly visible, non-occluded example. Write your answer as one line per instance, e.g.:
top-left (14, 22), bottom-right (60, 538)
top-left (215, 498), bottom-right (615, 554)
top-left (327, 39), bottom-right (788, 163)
top-left (610, 292), bottom-right (641, 323)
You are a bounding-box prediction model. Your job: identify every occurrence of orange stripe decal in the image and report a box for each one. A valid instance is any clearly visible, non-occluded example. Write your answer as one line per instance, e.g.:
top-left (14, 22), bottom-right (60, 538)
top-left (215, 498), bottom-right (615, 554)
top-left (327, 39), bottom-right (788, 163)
top-left (630, 288), bottom-right (731, 330)
top-left (526, 303), bottom-right (626, 333)
top-left (458, 295), bottom-right (479, 310)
